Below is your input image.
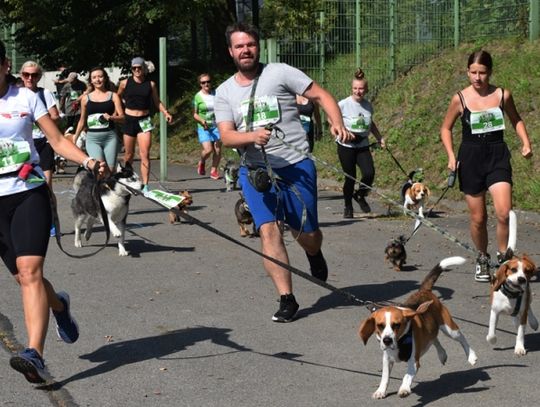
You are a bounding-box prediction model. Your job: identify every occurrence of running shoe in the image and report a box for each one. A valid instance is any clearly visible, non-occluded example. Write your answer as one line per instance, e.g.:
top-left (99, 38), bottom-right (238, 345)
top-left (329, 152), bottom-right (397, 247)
top-left (142, 184), bottom-right (150, 194)
top-left (210, 168), bottom-right (220, 180)
top-left (50, 224), bottom-right (56, 237)
top-left (52, 291), bottom-right (79, 344)
top-left (306, 250), bottom-right (328, 282)
top-left (353, 190), bottom-right (371, 213)
top-left (272, 294), bottom-right (299, 323)
top-left (197, 161), bottom-right (205, 176)
top-left (474, 253), bottom-right (491, 282)
top-left (343, 206), bottom-right (353, 219)
top-left (9, 348), bottom-right (46, 384)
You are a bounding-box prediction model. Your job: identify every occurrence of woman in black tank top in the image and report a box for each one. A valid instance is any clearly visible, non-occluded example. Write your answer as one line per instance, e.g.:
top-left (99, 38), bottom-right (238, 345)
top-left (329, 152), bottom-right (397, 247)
top-left (73, 67), bottom-right (125, 173)
top-left (440, 50), bottom-right (532, 283)
top-left (117, 57), bottom-right (173, 192)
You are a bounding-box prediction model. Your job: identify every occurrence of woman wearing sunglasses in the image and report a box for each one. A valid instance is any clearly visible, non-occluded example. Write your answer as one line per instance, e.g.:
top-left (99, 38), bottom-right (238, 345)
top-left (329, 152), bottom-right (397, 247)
top-left (117, 57), bottom-right (172, 193)
top-left (193, 73), bottom-right (221, 179)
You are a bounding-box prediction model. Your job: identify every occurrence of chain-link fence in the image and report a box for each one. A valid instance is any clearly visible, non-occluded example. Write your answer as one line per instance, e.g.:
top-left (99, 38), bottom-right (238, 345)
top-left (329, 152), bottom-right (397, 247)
top-left (268, 0), bottom-right (537, 100)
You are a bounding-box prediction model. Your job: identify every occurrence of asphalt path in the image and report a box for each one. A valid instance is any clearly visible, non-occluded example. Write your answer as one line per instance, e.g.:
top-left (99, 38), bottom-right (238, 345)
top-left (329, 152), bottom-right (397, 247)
top-left (1, 161), bottom-right (540, 407)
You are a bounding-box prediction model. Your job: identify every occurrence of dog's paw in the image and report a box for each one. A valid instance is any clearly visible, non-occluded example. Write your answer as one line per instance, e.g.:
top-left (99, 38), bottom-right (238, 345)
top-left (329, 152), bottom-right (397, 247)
top-left (486, 334), bottom-right (497, 344)
top-left (372, 390), bottom-right (387, 399)
top-left (74, 239), bottom-right (82, 248)
top-left (84, 230), bottom-right (92, 241)
top-left (397, 386), bottom-right (411, 398)
top-left (514, 345), bottom-right (527, 356)
top-left (118, 248), bottom-right (129, 257)
top-left (468, 349), bottom-right (478, 365)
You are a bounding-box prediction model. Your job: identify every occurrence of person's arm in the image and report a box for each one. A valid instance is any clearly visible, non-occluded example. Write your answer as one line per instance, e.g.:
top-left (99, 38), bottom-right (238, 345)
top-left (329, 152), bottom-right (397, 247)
top-left (104, 92), bottom-right (125, 123)
top-left (504, 89), bottom-right (532, 158)
top-left (370, 120), bottom-right (385, 148)
top-left (218, 120), bottom-right (271, 148)
top-left (72, 96), bottom-right (88, 145)
top-left (150, 81), bottom-right (172, 123)
top-left (303, 82), bottom-right (353, 143)
top-left (440, 93), bottom-right (461, 171)
top-left (192, 98), bottom-right (208, 129)
top-left (37, 114), bottom-right (105, 174)
top-left (312, 102), bottom-right (322, 139)
top-left (117, 79), bottom-right (126, 99)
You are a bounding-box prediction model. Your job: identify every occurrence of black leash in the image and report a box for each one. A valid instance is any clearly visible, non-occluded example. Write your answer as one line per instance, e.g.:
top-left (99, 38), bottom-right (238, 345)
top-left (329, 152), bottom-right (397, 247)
top-left (384, 146), bottom-right (409, 178)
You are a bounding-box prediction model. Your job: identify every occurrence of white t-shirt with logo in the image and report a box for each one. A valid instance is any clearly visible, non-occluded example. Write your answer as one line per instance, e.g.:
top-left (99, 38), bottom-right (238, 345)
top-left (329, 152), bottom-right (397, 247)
top-left (337, 96), bottom-right (374, 148)
top-left (32, 88), bottom-right (57, 139)
top-left (0, 85), bottom-right (48, 196)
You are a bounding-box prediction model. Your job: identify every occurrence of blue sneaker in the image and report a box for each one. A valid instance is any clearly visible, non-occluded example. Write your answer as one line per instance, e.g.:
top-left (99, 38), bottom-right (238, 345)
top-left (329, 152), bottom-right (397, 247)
top-left (52, 292), bottom-right (79, 344)
top-left (9, 348), bottom-right (46, 383)
top-left (50, 224), bottom-right (56, 237)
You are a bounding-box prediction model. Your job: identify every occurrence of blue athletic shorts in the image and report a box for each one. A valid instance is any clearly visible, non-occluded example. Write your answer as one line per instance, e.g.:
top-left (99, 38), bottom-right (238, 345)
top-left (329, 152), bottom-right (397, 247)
top-left (197, 127), bottom-right (220, 144)
top-left (239, 158), bottom-right (319, 232)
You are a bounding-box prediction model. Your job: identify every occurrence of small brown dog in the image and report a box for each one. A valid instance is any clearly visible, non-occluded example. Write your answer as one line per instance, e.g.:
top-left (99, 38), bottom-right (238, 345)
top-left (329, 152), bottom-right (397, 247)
top-left (384, 235), bottom-right (407, 271)
top-left (234, 193), bottom-right (256, 237)
top-left (168, 191), bottom-right (193, 224)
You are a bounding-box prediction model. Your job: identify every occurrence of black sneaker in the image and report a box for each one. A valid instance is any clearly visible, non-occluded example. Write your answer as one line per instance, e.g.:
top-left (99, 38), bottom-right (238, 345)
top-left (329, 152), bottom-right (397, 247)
top-left (52, 291), bottom-right (79, 344)
top-left (9, 348), bottom-right (46, 384)
top-left (353, 190), bottom-right (371, 213)
top-left (343, 206), bottom-right (353, 219)
top-left (272, 294), bottom-right (299, 323)
top-left (474, 253), bottom-right (491, 282)
top-left (306, 250), bottom-right (328, 282)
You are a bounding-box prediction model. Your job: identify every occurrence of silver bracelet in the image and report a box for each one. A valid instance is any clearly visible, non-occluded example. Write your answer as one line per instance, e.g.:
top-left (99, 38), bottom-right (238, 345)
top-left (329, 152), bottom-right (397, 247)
top-left (83, 157), bottom-right (95, 171)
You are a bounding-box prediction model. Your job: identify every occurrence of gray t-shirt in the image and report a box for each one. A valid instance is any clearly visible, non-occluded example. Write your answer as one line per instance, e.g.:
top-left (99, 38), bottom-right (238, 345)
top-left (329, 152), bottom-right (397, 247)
top-left (337, 96), bottom-right (374, 148)
top-left (215, 63), bottom-right (312, 168)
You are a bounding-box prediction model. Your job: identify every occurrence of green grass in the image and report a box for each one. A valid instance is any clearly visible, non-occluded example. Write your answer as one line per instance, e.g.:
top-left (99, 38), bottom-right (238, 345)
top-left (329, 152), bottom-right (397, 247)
top-left (157, 38), bottom-right (540, 210)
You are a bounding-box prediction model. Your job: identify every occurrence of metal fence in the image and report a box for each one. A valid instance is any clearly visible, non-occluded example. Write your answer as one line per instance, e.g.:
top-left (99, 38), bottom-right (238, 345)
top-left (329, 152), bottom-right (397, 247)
top-left (266, 0), bottom-right (538, 100)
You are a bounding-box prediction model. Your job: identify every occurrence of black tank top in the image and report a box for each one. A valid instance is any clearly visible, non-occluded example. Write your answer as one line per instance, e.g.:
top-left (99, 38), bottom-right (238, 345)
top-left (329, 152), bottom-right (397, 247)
top-left (459, 88), bottom-right (505, 143)
top-left (123, 77), bottom-right (152, 110)
top-left (86, 92), bottom-right (115, 132)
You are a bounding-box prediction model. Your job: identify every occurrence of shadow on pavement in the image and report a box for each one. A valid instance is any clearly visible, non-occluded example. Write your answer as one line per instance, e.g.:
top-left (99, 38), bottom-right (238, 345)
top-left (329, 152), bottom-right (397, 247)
top-left (44, 327), bottom-right (250, 389)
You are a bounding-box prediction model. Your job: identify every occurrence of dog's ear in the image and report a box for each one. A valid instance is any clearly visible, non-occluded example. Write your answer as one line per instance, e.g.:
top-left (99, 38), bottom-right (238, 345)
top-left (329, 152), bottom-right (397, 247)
top-left (492, 263), bottom-right (509, 291)
top-left (358, 316), bottom-right (376, 345)
top-left (521, 254), bottom-right (537, 275)
top-left (402, 300), bottom-right (433, 319)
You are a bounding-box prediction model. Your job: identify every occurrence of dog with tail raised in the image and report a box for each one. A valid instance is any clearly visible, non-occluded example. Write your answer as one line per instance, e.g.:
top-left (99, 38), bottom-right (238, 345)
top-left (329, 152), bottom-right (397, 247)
top-left (358, 256), bottom-right (477, 399)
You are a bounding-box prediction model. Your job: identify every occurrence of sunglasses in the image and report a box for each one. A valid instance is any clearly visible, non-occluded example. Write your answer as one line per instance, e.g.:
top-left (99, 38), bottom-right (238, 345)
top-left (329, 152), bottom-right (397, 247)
top-left (21, 72), bottom-right (40, 79)
top-left (200, 80), bottom-right (211, 85)
top-left (131, 66), bottom-right (143, 71)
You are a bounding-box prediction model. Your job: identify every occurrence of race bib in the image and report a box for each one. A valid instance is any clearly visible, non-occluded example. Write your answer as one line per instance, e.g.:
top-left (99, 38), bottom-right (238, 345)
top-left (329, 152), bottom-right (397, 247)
top-left (241, 95), bottom-right (280, 128)
top-left (87, 113), bottom-right (109, 130)
top-left (139, 116), bottom-right (154, 133)
top-left (344, 115), bottom-right (371, 133)
top-left (0, 138), bottom-right (31, 174)
top-left (145, 189), bottom-right (186, 208)
top-left (470, 107), bottom-right (505, 134)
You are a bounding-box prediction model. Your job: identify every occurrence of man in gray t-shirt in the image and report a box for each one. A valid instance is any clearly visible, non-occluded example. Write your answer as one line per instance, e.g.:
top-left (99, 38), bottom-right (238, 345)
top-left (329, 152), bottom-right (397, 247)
top-left (215, 22), bottom-right (352, 323)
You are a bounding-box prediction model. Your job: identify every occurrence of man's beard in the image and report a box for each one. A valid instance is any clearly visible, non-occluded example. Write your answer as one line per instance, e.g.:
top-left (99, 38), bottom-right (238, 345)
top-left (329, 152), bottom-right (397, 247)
top-left (234, 56), bottom-right (259, 73)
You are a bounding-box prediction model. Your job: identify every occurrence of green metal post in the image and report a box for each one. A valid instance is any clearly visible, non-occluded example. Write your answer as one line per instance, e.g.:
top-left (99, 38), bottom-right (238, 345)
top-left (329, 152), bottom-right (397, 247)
top-left (159, 37), bottom-right (167, 182)
top-left (260, 39), bottom-right (267, 64)
top-left (389, 0), bottom-right (395, 81)
top-left (454, 0), bottom-right (460, 48)
top-left (267, 38), bottom-right (277, 63)
top-left (530, 0), bottom-right (539, 41)
top-left (355, 0), bottom-right (360, 68)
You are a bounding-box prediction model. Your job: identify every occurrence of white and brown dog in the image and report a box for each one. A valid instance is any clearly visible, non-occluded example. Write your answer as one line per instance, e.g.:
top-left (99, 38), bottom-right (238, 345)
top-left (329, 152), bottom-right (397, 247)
top-left (487, 210), bottom-right (538, 355)
top-left (358, 256), bottom-right (477, 399)
top-left (403, 182), bottom-right (430, 218)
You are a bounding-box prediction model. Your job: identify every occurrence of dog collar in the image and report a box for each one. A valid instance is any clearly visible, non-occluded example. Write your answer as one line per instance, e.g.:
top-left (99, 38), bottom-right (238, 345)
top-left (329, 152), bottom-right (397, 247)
top-left (397, 323), bottom-right (413, 362)
top-left (499, 281), bottom-right (525, 317)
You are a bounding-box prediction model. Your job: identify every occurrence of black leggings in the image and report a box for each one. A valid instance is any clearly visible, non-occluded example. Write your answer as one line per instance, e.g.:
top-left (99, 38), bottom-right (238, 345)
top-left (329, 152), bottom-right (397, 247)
top-left (0, 185), bottom-right (51, 275)
top-left (337, 144), bottom-right (375, 207)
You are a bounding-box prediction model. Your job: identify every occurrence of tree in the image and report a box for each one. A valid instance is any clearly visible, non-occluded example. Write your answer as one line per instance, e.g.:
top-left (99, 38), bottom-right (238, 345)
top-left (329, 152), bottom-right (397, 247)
top-left (0, 0), bottom-right (236, 71)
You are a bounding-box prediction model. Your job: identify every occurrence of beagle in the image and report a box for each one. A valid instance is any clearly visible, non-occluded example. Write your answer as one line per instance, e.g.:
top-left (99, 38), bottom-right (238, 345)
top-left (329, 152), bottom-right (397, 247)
top-left (403, 182), bottom-right (430, 218)
top-left (487, 211), bottom-right (538, 355)
top-left (358, 256), bottom-right (477, 399)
